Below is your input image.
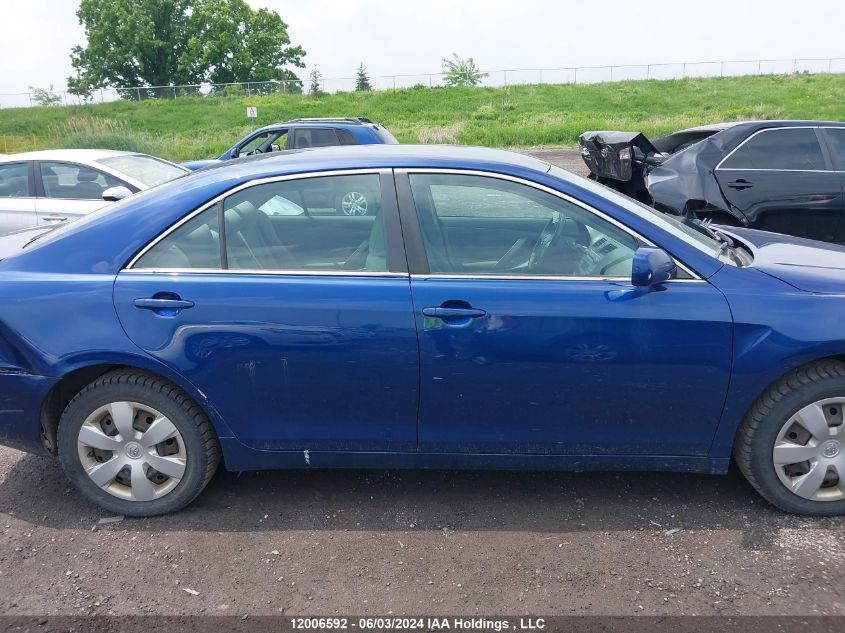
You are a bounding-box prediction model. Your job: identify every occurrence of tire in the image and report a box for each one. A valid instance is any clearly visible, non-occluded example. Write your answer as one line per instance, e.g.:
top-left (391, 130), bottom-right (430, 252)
top-left (57, 369), bottom-right (220, 517)
top-left (734, 360), bottom-right (845, 516)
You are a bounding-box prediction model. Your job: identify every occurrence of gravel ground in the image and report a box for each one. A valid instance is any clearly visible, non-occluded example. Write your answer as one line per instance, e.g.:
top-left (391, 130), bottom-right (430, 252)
top-left (522, 147), bottom-right (588, 175)
top-left (2, 147), bottom-right (845, 619)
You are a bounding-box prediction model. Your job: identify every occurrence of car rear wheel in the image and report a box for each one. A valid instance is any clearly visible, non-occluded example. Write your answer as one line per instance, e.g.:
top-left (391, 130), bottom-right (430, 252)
top-left (57, 369), bottom-right (220, 517)
top-left (735, 360), bottom-right (845, 515)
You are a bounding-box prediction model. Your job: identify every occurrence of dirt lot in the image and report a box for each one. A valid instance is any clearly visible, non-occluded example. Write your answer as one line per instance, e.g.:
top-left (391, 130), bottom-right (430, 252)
top-left (1, 148), bottom-right (844, 619)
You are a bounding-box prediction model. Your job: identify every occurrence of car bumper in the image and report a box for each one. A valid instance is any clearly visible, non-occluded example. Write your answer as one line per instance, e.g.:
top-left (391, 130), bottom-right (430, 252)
top-left (0, 371), bottom-right (57, 455)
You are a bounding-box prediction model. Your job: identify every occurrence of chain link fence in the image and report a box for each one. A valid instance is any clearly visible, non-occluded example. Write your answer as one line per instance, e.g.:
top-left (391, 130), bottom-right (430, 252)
top-left (2, 57), bottom-right (843, 110)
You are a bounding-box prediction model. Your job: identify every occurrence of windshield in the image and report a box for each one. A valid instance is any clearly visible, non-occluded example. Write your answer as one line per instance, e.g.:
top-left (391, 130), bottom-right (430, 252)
top-left (548, 165), bottom-right (723, 255)
top-left (97, 154), bottom-right (189, 188)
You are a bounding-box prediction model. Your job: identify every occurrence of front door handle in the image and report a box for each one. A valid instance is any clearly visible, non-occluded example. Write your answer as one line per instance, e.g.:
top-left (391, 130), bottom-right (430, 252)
top-left (133, 298), bottom-right (195, 311)
top-left (422, 307), bottom-right (486, 319)
top-left (42, 215), bottom-right (67, 222)
top-left (726, 179), bottom-right (753, 190)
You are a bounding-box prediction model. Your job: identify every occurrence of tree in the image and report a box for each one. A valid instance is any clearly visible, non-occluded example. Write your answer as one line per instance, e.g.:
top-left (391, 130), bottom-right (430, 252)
top-left (29, 85), bottom-right (62, 107)
top-left (355, 63), bottom-right (372, 91)
top-left (441, 53), bottom-right (487, 88)
top-left (309, 66), bottom-right (323, 95)
top-left (67, 0), bottom-right (305, 98)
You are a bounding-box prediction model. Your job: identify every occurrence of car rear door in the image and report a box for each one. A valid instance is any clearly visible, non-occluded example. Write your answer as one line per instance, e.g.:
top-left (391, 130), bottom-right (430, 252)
top-left (0, 161), bottom-right (37, 234)
top-left (113, 169), bottom-right (419, 453)
top-left (714, 127), bottom-right (843, 242)
top-left (35, 161), bottom-right (125, 226)
top-left (397, 170), bottom-right (733, 457)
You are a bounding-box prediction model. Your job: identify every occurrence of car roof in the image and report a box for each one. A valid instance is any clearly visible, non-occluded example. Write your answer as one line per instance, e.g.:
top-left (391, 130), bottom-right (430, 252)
top-left (678, 120), bottom-right (845, 135)
top-left (196, 144), bottom-right (552, 180)
top-left (0, 149), bottom-right (139, 163)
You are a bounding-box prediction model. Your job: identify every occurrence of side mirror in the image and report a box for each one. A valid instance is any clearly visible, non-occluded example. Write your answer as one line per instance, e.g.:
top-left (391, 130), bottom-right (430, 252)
top-left (102, 186), bottom-right (133, 202)
top-left (631, 246), bottom-right (676, 287)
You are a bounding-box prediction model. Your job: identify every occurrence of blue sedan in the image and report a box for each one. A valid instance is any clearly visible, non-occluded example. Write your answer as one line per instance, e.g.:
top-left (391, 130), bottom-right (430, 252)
top-left (1, 145), bottom-right (845, 516)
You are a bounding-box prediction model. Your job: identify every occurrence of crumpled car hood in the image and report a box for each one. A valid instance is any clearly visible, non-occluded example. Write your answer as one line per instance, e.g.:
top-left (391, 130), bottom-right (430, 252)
top-left (724, 226), bottom-right (845, 294)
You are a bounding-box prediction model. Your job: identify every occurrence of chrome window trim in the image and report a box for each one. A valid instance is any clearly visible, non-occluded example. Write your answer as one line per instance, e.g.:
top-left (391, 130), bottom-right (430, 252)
top-left (715, 126), bottom-right (831, 172)
top-left (123, 168), bottom-right (390, 272)
top-left (397, 167), bottom-right (703, 281)
top-left (124, 268), bottom-right (408, 278)
top-left (410, 274), bottom-right (703, 284)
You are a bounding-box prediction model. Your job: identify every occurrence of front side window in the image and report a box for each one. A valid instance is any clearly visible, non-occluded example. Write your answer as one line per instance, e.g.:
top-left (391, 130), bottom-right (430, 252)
top-left (39, 162), bottom-right (123, 200)
top-left (720, 128), bottom-right (826, 171)
top-left (409, 173), bottom-right (640, 277)
top-left (134, 173), bottom-right (388, 273)
top-left (0, 162), bottom-right (30, 198)
top-left (237, 130), bottom-right (288, 156)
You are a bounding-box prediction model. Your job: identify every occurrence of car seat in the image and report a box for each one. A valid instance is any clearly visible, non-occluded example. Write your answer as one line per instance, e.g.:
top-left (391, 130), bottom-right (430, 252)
top-left (224, 201), bottom-right (296, 270)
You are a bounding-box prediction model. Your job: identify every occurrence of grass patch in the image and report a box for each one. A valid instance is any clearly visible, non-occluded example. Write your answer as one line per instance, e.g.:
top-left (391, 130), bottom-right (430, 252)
top-left (1, 73), bottom-right (843, 161)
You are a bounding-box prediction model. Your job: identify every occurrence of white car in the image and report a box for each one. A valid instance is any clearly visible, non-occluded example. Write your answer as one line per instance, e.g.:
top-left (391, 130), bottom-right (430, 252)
top-left (0, 149), bottom-right (189, 235)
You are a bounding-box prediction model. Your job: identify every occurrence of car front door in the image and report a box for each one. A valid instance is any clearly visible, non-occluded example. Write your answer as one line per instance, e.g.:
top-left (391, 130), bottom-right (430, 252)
top-left (714, 127), bottom-right (843, 242)
top-left (35, 161), bottom-right (124, 225)
top-left (398, 170), bottom-right (733, 457)
top-left (0, 161), bottom-right (36, 235)
top-left (113, 170), bottom-right (419, 452)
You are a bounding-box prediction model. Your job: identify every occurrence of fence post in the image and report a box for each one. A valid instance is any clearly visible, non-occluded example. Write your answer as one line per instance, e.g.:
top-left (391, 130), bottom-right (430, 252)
top-left (503, 70), bottom-right (507, 86)
top-left (574, 67), bottom-right (578, 84)
top-left (429, 74), bottom-right (433, 87)
top-left (135, 87), bottom-right (141, 101)
top-left (610, 66), bottom-right (613, 82)
top-left (757, 60), bottom-right (761, 75)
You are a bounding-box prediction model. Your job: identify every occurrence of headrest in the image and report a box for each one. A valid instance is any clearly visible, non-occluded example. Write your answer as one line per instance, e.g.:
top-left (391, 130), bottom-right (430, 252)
top-left (76, 170), bottom-right (99, 182)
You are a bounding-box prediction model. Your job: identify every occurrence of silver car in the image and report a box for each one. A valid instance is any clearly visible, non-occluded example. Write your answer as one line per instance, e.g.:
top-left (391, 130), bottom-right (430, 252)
top-left (0, 149), bottom-right (189, 235)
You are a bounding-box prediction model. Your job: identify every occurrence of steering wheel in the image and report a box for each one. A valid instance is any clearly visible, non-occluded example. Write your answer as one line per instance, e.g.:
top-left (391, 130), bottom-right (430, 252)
top-left (528, 212), bottom-right (563, 271)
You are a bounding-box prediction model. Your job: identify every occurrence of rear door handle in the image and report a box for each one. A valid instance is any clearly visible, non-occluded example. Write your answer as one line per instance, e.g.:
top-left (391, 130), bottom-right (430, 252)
top-left (726, 179), bottom-right (753, 190)
top-left (422, 307), bottom-right (486, 319)
top-left (133, 298), bottom-right (195, 311)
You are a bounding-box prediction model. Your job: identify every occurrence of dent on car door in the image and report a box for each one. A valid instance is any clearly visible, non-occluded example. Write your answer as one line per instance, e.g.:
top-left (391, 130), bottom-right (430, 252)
top-left (397, 171), bottom-right (733, 456)
top-left (35, 161), bottom-right (122, 225)
top-left (113, 170), bottom-right (419, 452)
top-left (0, 161), bottom-right (36, 235)
top-left (714, 128), bottom-right (843, 242)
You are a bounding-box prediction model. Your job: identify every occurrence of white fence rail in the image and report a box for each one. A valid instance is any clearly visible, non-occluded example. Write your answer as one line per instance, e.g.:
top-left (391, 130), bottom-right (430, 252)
top-left (2, 57), bottom-right (843, 109)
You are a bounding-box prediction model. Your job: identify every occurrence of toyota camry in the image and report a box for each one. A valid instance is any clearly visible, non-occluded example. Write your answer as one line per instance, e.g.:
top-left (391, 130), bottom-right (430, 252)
top-left (1, 145), bottom-right (845, 516)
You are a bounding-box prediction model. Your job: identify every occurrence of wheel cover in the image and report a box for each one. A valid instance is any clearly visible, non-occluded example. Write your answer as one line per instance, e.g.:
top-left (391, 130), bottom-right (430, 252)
top-left (76, 401), bottom-right (187, 502)
top-left (341, 191), bottom-right (368, 215)
top-left (773, 398), bottom-right (845, 501)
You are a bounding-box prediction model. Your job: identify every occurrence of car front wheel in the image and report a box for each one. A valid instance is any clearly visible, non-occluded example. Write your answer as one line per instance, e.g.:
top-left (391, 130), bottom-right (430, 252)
top-left (57, 369), bottom-right (220, 517)
top-left (735, 360), bottom-right (845, 515)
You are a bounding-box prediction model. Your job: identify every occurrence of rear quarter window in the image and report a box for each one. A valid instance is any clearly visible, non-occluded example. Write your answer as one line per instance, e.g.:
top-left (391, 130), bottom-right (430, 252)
top-left (721, 128), bottom-right (826, 170)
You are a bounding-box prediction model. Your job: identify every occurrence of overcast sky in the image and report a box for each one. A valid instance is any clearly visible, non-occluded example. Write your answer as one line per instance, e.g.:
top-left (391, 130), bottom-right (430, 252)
top-left (1, 0), bottom-right (843, 94)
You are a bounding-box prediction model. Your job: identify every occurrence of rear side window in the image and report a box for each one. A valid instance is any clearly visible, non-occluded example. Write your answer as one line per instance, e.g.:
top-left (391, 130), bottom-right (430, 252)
top-left (40, 162), bottom-right (123, 199)
top-left (337, 129), bottom-right (357, 145)
top-left (0, 162), bottom-right (30, 197)
top-left (720, 128), bottom-right (826, 171)
top-left (293, 128), bottom-right (339, 149)
top-left (134, 174), bottom-right (388, 273)
top-left (223, 174), bottom-right (386, 271)
top-left (134, 207), bottom-right (221, 269)
top-left (824, 128), bottom-right (845, 171)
